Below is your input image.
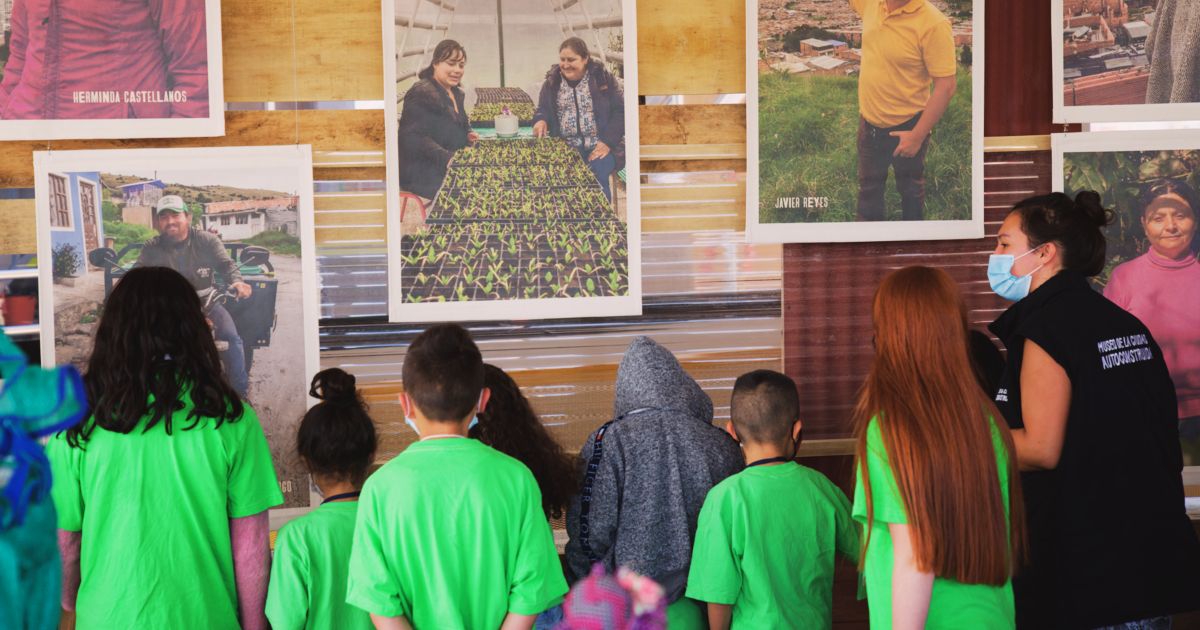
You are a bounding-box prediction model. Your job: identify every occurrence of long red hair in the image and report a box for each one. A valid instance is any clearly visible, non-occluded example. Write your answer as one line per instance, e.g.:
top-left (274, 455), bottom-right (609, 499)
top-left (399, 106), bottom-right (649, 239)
top-left (854, 266), bottom-right (1025, 584)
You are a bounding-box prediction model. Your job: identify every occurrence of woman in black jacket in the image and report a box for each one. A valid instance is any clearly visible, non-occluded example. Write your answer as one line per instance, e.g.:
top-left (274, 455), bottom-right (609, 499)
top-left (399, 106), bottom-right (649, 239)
top-left (532, 37), bottom-right (624, 201)
top-left (397, 39), bottom-right (478, 200)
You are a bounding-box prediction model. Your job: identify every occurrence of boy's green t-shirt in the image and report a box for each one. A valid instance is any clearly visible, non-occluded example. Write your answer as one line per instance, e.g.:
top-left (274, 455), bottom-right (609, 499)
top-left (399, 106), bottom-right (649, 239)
top-left (852, 418), bottom-right (1015, 630)
top-left (46, 400), bottom-right (284, 630)
top-left (686, 462), bottom-right (859, 629)
top-left (346, 437), bottom-right (567, 628)
top-left (266, 500), bottom-right (373, 630)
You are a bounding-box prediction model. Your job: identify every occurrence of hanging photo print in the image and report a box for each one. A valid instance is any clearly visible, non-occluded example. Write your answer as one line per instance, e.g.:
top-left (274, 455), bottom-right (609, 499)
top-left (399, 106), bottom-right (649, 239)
top-left (0, 0), bottom-right (224, 140)
top-left (383, 0), bottom-right (641, 322)
top-left (34, 146), bottom-right (319, 507)
top-left (1053, 0), bottom-right (1200, 124)
top-left (1055, 129), bottom-right (1200, 467)
top-left (746, 0), bottom-right (983, 243)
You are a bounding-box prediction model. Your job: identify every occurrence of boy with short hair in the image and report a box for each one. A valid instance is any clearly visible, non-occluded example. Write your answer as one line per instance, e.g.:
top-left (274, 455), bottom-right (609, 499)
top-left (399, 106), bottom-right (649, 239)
top-left (346, 324), bottom-right (567, 629)
top-left (686, 370), bottom-right (860, 629)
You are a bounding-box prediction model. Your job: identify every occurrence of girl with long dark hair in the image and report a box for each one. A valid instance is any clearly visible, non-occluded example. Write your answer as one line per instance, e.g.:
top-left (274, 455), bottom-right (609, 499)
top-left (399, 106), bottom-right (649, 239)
top-left (470, 363), bottom-right (578, 519)
top-left (48, 266), bottom-right (283, 629)
top-left (853, 265), bottom-right (1025, 628)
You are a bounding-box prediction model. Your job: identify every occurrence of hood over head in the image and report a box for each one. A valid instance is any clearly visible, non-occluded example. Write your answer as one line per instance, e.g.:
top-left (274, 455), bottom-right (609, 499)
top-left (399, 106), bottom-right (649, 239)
top-left (613, 336), bottom-right (713, 423)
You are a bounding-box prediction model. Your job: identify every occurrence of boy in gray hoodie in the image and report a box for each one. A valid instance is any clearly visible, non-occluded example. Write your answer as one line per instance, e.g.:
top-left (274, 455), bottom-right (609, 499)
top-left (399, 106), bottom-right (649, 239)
top-left (565, 336), bottom-right (744, 628)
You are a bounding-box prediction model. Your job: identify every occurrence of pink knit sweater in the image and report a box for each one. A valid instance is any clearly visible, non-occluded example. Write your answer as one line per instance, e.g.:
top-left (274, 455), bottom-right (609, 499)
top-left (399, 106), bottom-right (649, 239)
top-left (1104, 250), bottom-right (1200, 419)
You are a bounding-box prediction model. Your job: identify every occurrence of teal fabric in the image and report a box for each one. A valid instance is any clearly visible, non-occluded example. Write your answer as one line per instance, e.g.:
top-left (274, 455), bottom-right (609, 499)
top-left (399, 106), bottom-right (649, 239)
top-left (0, 330), bottom-right (88, 630)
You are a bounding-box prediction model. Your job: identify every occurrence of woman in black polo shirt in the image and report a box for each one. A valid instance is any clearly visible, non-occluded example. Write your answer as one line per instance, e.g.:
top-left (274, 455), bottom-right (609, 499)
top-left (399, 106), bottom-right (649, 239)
top-left (987, 191), bottom-right (1200, 629)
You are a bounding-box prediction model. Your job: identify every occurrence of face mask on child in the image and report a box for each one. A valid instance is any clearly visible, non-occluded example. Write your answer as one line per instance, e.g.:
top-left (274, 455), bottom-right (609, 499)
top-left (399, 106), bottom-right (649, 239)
top-left (988, 245), bottom-right (1044, 302)
top-left (405, 391), bottom-right (485, 437)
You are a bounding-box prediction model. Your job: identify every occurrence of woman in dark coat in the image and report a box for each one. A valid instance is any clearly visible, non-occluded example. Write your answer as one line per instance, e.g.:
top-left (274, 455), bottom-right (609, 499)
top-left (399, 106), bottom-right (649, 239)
top-left (397, 40), bottom-right (478, 200)
top-left (532, 37), bottom-right (624, 201)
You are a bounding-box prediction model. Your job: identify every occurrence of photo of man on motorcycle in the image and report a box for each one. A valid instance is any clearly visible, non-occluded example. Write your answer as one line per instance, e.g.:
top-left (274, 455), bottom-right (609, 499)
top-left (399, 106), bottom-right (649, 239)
top-left (135, 195), bottom-right (253, 396)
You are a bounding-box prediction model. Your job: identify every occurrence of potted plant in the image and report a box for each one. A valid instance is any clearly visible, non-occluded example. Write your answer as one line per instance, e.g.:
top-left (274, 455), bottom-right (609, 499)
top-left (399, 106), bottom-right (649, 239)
top-left (52, 243), bottom-right (82, 285)
top-left (2, 278), bottom-right (38, 325)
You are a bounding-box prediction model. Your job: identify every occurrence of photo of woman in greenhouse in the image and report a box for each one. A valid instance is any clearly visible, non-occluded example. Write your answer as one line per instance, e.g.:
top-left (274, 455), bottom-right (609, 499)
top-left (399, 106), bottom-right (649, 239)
top-left (533, 37), bottom-right (625, 201)
top-left (385, 0), bottom-right (640, 322)
top-left (396, 39), bottom-right (479, 201)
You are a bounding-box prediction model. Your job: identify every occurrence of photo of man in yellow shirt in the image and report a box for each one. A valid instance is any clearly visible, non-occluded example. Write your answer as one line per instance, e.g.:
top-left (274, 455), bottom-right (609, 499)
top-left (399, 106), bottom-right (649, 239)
top-left (852, 0), bottom-right (957, 221)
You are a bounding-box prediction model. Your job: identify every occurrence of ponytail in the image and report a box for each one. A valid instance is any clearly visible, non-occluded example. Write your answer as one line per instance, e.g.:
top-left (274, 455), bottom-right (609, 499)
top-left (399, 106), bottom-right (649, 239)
top-left (297, 368), bottom-right (377, 486)
top-left (1010, 191), bottom-right (1112, 277)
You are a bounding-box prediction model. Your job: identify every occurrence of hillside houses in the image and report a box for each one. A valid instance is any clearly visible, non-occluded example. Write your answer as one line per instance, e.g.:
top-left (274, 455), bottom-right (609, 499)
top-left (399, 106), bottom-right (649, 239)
top-left (202, 197), bottom-right (299, 241)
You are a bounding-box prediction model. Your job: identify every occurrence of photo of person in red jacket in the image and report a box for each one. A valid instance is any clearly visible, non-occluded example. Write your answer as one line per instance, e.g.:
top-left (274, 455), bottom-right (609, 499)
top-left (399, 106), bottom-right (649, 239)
top-left (0, 0), bottom-right (210, 121)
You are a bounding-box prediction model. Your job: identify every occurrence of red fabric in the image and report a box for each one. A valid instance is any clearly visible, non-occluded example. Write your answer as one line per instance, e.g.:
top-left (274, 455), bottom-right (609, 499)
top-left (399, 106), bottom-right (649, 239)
top-left (0, 0), bottom-right (209, 119)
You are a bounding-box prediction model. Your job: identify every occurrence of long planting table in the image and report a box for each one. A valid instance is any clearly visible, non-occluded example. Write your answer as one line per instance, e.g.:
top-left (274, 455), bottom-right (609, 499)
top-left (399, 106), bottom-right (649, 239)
top-left (398, 137), bottom-right (630, 302)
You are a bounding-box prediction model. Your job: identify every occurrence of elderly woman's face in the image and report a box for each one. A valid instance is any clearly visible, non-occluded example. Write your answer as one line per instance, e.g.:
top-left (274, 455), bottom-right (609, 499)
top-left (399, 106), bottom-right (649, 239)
top-left (559, 48), bottom-right (587, 82)
top-left (432, 52), bottom-right (466, 89)
top-left (1142, 192), bottom-right (1196, 260)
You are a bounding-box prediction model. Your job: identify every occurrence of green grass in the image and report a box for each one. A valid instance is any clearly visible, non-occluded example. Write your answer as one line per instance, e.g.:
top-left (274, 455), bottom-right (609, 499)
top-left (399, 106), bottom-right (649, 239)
top-left (759, 69), bottom-right (973, 223)
top-left (242, 230), bottom-right (301, 257)
top-left (103, 221), bottom-right (157, 263)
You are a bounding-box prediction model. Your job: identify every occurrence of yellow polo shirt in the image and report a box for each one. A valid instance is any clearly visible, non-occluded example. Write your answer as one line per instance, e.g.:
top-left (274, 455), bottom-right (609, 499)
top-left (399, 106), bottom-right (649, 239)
top-left (850, 0), bottom-right (957, 128)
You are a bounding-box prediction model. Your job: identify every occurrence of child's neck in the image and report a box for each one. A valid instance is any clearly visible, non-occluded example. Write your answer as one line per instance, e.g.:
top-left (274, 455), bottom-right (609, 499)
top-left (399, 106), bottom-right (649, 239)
top-left (742, 441), bottom-right (794, 466)
top-left (316, 478), bottom-right (359, 502)
top-left (417, 418), bottom-right (470, 440)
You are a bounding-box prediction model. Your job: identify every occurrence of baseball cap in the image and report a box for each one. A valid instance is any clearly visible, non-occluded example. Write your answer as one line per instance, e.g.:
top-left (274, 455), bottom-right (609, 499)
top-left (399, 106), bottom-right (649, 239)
top-left (155, 195), bottom-right (189, 214)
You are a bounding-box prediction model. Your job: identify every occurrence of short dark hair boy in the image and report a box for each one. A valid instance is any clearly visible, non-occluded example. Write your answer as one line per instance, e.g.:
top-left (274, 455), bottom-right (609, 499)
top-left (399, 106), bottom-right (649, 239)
top-left (348, 324), bottom-right (567, 627)
top-left (687, 369), bottom-right (859, 629)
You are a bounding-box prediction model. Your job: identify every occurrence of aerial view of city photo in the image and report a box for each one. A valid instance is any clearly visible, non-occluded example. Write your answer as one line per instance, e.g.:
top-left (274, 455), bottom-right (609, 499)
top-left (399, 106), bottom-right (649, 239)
top-left (1061, 0), bottom-right (1159, 106)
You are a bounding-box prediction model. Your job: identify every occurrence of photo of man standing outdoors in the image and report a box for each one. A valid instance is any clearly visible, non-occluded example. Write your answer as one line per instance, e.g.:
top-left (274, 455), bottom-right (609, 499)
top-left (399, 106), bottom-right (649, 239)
top-left (853, 0), bottom-right (957, 221)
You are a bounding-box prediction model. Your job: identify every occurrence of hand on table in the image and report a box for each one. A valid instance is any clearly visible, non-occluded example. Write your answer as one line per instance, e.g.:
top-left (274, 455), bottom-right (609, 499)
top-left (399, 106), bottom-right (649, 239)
top-left (533, 120), bottom-right (548, 137)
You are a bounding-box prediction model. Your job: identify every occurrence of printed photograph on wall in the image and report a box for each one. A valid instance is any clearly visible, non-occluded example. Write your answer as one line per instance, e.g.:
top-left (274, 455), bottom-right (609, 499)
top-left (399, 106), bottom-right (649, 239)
top-left (1053, 0), bottom-right (1200, 123)
top-left (382, 0), bottom-right (641, 322)
top-left (34, 146), bottom-right (319, 507)
top-left (1055, 130), bottom-right (1200, 467)
top-left (0, 0), bottom-right (224, 140)
top-left (746, 0), bottom-right (983, 243)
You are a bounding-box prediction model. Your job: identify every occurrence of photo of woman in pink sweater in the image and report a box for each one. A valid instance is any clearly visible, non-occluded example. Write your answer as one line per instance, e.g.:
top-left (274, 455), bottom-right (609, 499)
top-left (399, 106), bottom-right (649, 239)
top-left (1104, 179), bottom-right (1200, 465)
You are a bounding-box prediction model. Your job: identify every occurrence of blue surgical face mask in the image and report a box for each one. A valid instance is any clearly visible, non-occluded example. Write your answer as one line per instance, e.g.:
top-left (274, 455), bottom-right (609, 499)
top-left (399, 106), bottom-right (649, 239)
top-left (988, 246), bottom-right (1044, 302)
top-left (405, 391), bottom-right (484, 438)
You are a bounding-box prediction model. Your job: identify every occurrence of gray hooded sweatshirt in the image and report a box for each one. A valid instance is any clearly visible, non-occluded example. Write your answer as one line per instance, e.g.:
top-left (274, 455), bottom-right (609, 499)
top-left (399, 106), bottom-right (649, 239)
top-left (564, 336), bottom-right (744, 602)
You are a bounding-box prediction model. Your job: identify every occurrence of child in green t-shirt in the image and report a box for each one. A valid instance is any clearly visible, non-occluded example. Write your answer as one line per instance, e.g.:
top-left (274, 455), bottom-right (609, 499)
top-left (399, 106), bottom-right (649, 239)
top-left (346, 324), bottom-right (567, 629)
top-left (686, 370), bottom-right (859, 629)
top-left (266, 368), bottom-right (377, 630)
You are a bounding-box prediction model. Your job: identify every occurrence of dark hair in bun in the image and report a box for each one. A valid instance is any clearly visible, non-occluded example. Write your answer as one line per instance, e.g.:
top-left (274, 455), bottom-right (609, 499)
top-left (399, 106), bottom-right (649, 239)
top-left (297, 368), bottom-right (377, 486)
top-left (1010, 191), bottom-right (1112, 277)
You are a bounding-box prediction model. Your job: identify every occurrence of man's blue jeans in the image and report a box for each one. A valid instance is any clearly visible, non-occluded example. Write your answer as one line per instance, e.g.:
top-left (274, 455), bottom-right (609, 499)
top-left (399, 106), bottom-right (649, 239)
top-left (209, 303), bottom-right (248, 396)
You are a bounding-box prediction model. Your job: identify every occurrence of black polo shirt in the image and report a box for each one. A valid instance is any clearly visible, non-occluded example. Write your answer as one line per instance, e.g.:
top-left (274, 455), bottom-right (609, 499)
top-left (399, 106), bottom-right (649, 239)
top-left (990, 270), bottom-right (1200, 628)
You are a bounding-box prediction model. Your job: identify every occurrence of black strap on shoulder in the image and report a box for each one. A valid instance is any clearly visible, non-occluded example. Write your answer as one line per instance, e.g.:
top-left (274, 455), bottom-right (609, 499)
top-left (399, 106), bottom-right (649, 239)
top-left (577, 419), bottom-right (616, 565)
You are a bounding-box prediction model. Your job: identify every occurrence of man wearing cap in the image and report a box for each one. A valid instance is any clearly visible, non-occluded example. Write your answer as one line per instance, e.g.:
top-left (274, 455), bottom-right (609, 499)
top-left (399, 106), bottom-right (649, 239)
top-left (136, 195), bottom-right (252, 395)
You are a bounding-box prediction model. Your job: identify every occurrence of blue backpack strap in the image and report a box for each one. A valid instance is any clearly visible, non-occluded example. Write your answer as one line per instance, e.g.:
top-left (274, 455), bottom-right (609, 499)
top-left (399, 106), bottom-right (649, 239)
top-left (577, 419), bottom-right (617, 565)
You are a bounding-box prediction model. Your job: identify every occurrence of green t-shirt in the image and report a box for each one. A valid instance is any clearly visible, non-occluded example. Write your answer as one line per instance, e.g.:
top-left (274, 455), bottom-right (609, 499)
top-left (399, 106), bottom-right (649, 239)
top-left (346, 437), bottom-right (567, 628)
top-left (266, 500), bottom-right (372, 630)
top-left (852, 418), bottom-right (1015, 630)
top-left (686, 462), bottom-right (859, 628)
top-left (47, 400), bottom-right (284, 630)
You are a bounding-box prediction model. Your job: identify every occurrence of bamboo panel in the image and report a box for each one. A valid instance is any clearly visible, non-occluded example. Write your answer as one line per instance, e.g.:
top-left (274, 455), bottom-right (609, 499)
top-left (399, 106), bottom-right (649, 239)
top-left (642, 159), bottom-right (745, 174)
top-left (0, 110), bottom-right (385, 187)
top-left (641, 181), bottom-right (743, 203)
top-left (222, 0), bottom-right (384, 102)
top-left (315, 210), bottom-right (387, 227)
top-left (642, 202), bottom-right (742, 233)
top-left (0, 199), bottom-right (36, 254)
top-left (637, 0), bottom-right (745, 95)
top-left (314, 226), bottom-right (388, 245)
top-left (315, 193), bottom-right (387, 211)
top-left (639, 105), bottom-right (746, 145)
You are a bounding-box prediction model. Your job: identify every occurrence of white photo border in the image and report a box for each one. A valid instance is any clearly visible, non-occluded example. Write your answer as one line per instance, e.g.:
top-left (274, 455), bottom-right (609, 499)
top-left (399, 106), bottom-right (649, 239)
top-left (745, 0), bottom-right (984, 243)
top-left (382, 0), bottom-right (643, 322)
top-left (1051, 0), bottom-right (1200, 124)
top-left (33, 144), bottom-right (318, 396)
top-left (0, 0), bottom-right (225, 141)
